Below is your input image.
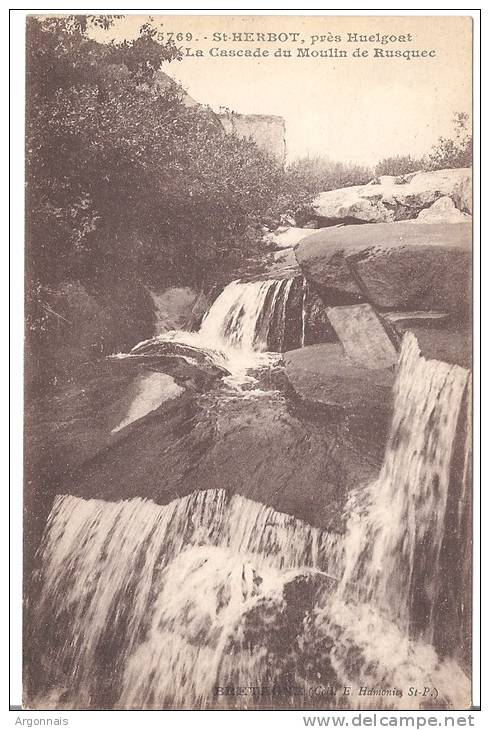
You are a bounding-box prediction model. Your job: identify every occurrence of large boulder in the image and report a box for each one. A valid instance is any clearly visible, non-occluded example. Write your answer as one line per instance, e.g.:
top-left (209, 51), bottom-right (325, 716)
top-left (294, 221), bottom-right (471, 315)
top-left (326, 303), bottom-right (398, 369)
top-left (313, 186), bottom-right (393, 225)
top-left (414, 196), bottom-right (470, 224)
top-left (312, 168), bottom-right (471, 224)
top-left (48, 387), bottom-right (381, 533)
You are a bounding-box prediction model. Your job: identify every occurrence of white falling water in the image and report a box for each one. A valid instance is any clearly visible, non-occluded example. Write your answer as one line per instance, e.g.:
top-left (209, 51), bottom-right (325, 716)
top-left (301, 277), bottom-right (307, 348)
top-left (32, 490), bottom-right (342, 709)
top-left (128, 278), bottom-right (295, 380)
top-left (31, 333), bottom-right (471, 709)
top-left (307, 332), bottom-right (471, 711)
top-left (338, 333), bottom-right (470, 639)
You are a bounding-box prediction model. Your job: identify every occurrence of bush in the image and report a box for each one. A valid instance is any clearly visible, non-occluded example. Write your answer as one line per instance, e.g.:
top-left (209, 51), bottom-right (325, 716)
top-left (286, 157), bottom-right (372, 195)
top-left (375, 155), bottom-right (424, 177)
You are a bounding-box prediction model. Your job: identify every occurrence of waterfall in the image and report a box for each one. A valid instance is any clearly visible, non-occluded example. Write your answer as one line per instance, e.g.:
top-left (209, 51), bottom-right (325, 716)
top-left (129, 278), bottom-right (295, 379)
top-left (338, 333), bottom-right (470, 639)
top-left (30, 333), bottom-right (471, 709)
top-left (301, 277), bottom-right (307, 348)
top-left (30, 490), bottom-right (343, 709)
top-left (200, 278), bottom-right (292, 353)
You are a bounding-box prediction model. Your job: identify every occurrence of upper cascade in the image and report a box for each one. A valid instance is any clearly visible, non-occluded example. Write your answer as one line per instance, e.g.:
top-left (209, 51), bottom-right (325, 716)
top-left (129, 278), bottom-right (296, 379)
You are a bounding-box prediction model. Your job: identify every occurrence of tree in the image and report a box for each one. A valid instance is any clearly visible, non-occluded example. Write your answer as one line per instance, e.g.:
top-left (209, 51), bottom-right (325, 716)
top-left (26, 15), bottom-right (289, 388)
top-left (427, 112), bottom-right (472, 170)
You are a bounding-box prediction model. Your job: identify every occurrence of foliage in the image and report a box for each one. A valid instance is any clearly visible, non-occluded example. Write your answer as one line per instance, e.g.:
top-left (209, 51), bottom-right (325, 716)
top-left (285, 156), bottom-right (372, 195)
top-left (374, 155), bottom-right (424, 177)
top-left (26, 14), bottom-right (288, 386)
top-left (427, 112), bottom-right (472, 170)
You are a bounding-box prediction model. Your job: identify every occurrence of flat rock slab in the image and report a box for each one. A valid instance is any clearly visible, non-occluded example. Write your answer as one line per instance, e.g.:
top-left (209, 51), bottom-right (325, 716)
top-left (327, 303), bottom-right (398, 369)
top-left (295, 221), bottom-right (471, 314)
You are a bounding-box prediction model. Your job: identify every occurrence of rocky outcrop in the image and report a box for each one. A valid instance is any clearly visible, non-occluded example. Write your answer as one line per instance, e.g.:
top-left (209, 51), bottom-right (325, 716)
top-left (218, 111), bottom-right (286, 165)
top-left (294, 221), bottom-right (471, 316)
top-left (311, 168), bottom-right (471, 225)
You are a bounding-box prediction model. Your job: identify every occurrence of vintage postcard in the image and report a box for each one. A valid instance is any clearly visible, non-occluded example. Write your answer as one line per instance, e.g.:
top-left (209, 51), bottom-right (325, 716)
top-left (23, 13), bottom-right (474, 711)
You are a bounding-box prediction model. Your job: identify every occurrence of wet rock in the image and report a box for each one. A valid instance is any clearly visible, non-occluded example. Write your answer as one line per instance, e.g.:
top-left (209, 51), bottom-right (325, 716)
top-left (284, 343), bottom-right (395, 415)
top-left (311, 168), bottom-right (471, 224)
top-left (120, 339), bottom-right (230, 385)
top-left (302, 286), bottom-right (339, 347)
top-left (294, 221), bottom-right (471, 316)
top-left (326, 304), bottom-right (398, 369)
top-left (41, 385), bottom-right (381, 534)
top-left (23, 359), bottom-right (186, 577)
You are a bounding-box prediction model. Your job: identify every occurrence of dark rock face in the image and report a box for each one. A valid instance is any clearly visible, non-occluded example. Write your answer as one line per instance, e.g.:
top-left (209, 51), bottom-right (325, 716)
top-left (67, 389), bottom-right (377, 533)
top-left (294, 222), bottom-right (471, 316)
top-left (302, 286), bottom-right (339, 347)
top-left (24, 365), bottom-right (386, 586)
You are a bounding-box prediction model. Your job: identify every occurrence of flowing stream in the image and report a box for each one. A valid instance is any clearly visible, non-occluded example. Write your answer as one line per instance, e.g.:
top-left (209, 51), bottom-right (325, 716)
top-left (28, 278), bottom-right (471, 710)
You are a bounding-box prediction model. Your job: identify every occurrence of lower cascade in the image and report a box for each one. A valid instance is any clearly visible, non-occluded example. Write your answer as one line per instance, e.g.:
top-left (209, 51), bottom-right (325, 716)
top-left (28, 334), bottom-right (471, 710)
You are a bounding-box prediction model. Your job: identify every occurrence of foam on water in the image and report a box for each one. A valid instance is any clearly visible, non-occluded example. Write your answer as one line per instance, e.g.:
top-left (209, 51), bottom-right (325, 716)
top-left (129, 278), bottom-right (295, 379)
top-left (30, 333), bottom-right (471, 709)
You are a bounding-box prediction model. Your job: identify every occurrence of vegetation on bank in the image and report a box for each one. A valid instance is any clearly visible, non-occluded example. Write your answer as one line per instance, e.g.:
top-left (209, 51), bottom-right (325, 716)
top-left (375, 113), bottom-right (472, 177)
top-left (25, 15), bottom-right (472, 391)
top-left (26, 15), bottom-right (289, 387)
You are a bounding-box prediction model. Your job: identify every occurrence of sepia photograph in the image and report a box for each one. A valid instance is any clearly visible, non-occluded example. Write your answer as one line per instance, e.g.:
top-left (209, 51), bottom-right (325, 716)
top-left (19, 12), bottom-right (475, 713)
